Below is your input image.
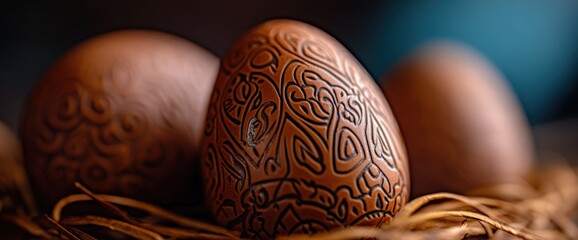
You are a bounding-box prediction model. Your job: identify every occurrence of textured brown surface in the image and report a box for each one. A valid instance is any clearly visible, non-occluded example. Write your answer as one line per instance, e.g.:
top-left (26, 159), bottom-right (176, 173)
top-left (381, 41), bottom-right (534, 198)
top-left (200, 19), bottom-right (409, 239)
top-left (20, 30), bottom-right (219, 210)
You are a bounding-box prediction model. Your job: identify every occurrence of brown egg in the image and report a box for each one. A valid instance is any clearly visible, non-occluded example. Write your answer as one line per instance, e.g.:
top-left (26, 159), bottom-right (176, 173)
top-left (200, 19), bottom-right (409, 239)
top-left (0, 122), bottom-right (23, 180)
top-left (20, 30), bottom-right (219, 210)
top-left (0, 122), bottom-right (35, 213)
top-left (381, 41), bottom-right (534, 198)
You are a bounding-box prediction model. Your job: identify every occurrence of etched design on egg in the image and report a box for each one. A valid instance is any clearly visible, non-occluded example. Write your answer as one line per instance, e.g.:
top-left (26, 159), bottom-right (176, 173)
top-left (21, 81), bottom-right (194, 208)
top-left (201, 20), bottom-right (409, 239)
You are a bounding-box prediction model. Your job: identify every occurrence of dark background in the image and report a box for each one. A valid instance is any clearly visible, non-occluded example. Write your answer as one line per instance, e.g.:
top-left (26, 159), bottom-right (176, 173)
top-left (2, 0), bottom-right (578, 130)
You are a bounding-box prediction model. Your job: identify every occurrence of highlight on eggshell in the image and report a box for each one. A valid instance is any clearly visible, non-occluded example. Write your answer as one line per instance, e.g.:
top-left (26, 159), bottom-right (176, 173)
top-left (200, 19), bottom-right (410, 239)
top-left (381, 40), bottom-right (534, 198)
top-left (19, 30), bottom-right (219, 210)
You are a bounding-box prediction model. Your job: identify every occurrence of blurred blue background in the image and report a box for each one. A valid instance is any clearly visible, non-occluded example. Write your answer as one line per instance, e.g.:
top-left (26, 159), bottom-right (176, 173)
top-left (1, 0), bottom-right (578, 128)
top-left (355, 1), bottom-right (578, 124)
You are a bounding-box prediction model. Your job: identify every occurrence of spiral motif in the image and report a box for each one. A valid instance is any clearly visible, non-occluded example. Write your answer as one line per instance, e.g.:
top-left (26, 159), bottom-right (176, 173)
top-left (134, 138), bottom-right (178, 178)
top-left (46, 89), bottom-right (82, 130)
top-left (47, 156), bottom-right (79, 187)
top-left (63, 130), bottom-right (89, 158)
top-left (110, 110), bottom-right (147, 141)
top-left (79, 156), bottom-right (116, 193)
top-left (81, 93), bottom-right (112, 125)
top-left (22, 78), bottom-right (195, 209)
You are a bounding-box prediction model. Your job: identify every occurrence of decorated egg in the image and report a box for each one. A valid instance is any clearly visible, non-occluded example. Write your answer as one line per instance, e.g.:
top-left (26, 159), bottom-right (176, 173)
top-left (381, 41), bottom-right (534, 198)
top-left (20, 30), bottom-right (219, 210)
top-left (200, 19), bottom-right (409, 239)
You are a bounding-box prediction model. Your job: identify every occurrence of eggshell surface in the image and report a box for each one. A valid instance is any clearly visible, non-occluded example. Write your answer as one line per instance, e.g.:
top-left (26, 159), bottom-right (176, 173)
top-left (201, 19), bottom-right (409, 239)
top-left (381, 41), bottom-right (534, 198)
top-left (20, 30), bottom-right (219, 209)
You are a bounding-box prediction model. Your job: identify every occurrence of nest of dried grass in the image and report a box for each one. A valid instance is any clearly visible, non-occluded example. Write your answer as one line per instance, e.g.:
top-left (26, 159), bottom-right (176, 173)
top-left (1, 161), bottom-right (577, 240)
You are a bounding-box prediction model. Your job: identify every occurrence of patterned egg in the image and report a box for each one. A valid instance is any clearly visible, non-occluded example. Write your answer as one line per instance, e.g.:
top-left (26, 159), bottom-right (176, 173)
top-left (381, 41), bottom-right (534, 198)
top-left (200, 19), bottom-right (410, 239)
top-left (20, 30), bottom-right (219, 210)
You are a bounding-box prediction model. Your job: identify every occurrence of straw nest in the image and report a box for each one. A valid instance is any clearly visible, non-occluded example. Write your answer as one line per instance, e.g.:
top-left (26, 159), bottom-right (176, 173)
top-left (1, 160), bottom-right (577, 240)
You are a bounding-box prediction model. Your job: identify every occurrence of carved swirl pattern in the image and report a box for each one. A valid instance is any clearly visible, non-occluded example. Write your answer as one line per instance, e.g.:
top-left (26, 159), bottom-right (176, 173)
top-left (21, 77), bottom-right (195, 209)
top-left (201, 20), bottom-right (409, 239)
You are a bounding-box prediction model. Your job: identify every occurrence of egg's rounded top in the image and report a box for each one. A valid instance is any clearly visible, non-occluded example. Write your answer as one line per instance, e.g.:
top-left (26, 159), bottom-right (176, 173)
top-left (31, 29), bottom-right (219, 150)
top-left (48, 30), bottom-right (217, 80)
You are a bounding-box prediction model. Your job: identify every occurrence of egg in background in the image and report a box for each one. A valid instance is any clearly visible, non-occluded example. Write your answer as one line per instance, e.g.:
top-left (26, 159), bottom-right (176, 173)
top-left (20, 30), bottom-right (219, 210)
top-left (381, 41), bottom-right (534, 198)
top-left (0, 122), bottom-right (35, 214)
